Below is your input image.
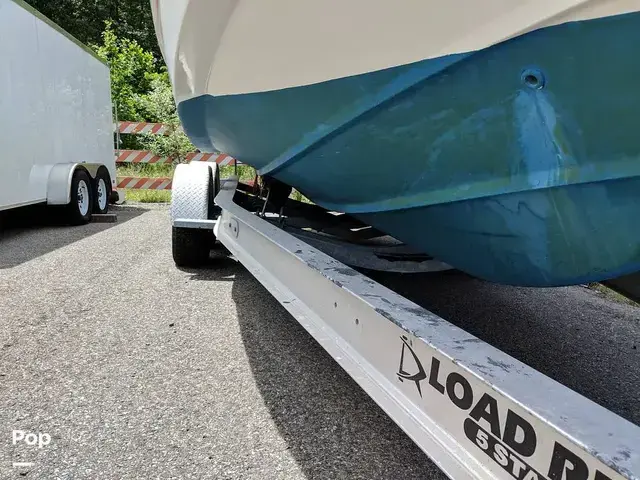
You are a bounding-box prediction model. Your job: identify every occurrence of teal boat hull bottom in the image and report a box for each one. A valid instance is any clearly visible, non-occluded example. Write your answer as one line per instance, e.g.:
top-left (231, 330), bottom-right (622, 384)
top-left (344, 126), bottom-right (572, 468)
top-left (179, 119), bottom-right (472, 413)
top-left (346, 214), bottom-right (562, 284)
top-left (178, 12), bottom-right (640, 287)
top-left (356, 178), bottom-right (640, 287)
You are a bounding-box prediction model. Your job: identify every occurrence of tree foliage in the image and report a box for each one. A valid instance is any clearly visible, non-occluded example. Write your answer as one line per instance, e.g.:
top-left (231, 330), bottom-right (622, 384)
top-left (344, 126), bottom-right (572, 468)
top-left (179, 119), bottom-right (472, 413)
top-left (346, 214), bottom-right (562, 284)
top-left (24, 0), bottom-right (160, 59)
top-left (136, 75), bottom-right (196, 163)
top-left (91, 22), bottom-right (158, 122)
top-left (25, 1), bottom-right (196, 161)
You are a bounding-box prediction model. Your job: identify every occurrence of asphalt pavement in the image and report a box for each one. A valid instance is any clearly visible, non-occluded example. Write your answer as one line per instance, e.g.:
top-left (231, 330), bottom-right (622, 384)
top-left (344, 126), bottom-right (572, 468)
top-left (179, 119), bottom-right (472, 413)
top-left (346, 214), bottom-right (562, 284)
top-left (0, 205), bottom-right (638, 479)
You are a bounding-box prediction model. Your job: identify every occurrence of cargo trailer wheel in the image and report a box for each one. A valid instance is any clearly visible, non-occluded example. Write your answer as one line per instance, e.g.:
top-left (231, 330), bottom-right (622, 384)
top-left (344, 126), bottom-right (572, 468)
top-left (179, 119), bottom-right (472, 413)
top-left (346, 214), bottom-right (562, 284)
top-left (93, 167), bottom-right (112, 214)
top-left (172, 227), bottom-right (213, 267)
top-left (65, 168), bottom-right (93, 225)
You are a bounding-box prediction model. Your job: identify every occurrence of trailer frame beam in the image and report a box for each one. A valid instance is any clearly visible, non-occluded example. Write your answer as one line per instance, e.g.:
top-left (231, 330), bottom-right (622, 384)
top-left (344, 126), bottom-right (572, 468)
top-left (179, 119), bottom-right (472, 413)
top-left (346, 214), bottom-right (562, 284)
top-left (211, 176), bottom-right (639, 480)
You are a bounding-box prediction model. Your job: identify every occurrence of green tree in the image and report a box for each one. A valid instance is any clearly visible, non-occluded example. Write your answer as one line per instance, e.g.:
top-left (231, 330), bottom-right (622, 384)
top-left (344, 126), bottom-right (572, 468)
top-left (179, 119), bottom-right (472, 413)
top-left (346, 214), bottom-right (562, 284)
top-left (92, 21), bottom-right (158, 122)
top-left (24, 0), bottom-right (161, 59)
top-left (91, 23), bottom-right (195, 161)
top-left (136, 74), bottom-right (196, 163)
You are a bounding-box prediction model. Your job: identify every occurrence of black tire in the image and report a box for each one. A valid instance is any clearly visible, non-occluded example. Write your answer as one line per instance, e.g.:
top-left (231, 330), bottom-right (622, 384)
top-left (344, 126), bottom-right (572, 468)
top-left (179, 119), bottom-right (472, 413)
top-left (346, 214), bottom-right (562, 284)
top-left (65, 169), bottom-right (93, 225)
top-left (207, 164), bottom-right (221, 220)
top-left (206, 165), bottom-right (224, 251)
top-left (109, 190), bottom-right (120, 204)
top-left (93, 167), bottom-right (112, 214)
top-left (172, 226), bottom-right (213, 267)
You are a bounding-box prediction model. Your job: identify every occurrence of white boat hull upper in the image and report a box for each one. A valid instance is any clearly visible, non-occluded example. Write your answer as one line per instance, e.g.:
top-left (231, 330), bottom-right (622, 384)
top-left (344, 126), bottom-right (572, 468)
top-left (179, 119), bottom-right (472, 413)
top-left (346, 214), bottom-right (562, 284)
top-left (152, 0), bottom-right (640, 100)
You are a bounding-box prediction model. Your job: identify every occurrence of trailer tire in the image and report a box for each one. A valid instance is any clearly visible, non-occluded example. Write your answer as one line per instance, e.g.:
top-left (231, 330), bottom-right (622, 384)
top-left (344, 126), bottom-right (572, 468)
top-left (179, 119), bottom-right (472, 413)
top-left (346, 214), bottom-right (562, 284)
top-left (171, 162), bottom-right (220, 266)
top-left (208, 163), bottom-right (221, 220)
top-left (65, 168), bottom-right (93, 225)
top-left (93, 167), bottom-right (112, 214)
top-left (172, 226), bottom-right (212, 267)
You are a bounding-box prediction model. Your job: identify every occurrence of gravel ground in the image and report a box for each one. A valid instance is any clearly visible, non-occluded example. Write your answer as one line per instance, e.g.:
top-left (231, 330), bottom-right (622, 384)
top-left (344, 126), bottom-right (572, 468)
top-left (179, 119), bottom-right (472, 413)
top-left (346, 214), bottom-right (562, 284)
top-left (0, 205), bottom-right (638, 479)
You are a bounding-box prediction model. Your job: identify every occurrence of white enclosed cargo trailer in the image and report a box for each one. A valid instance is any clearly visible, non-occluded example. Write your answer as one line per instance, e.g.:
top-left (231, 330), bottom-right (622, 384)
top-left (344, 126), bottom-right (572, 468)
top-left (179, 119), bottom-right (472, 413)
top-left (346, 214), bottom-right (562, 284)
top-left (0, 0), bottom-right (116, 224)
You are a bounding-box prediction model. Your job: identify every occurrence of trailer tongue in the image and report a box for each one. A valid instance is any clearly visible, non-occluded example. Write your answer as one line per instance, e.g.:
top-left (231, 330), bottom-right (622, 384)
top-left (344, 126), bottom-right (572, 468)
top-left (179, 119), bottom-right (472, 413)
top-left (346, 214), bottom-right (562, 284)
top-left (171, 163), bottom-right (640, 480)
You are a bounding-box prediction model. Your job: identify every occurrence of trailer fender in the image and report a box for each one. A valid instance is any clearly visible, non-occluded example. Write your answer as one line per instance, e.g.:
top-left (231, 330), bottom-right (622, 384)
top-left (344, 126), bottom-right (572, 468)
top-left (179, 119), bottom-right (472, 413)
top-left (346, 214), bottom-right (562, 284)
top-left (45, 163), bottom-right (79, 205)
top-left (171, 161), bottom-right (219, 225)
top-left (46, 163), bottom-right (112, 205)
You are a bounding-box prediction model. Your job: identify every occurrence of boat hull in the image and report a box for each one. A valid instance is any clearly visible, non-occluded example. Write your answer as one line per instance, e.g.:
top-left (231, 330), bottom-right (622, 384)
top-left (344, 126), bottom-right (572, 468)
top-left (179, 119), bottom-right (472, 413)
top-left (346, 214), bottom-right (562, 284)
top-left (357, 178), bottom-right (640, 286)
top-left (163, 5), bottom-right (640, 286)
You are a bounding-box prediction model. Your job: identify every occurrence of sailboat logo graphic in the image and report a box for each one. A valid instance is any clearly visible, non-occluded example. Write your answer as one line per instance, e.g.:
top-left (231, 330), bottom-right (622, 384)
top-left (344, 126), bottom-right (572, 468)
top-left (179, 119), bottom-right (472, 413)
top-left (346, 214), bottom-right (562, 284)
top-left (397, 335), bottom-right (427, 397)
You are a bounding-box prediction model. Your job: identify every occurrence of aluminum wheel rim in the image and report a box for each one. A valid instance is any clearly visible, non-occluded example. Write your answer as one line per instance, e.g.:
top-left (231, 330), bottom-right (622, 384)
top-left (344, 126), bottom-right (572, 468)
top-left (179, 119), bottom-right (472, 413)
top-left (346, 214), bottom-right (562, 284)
top-left (97, 178), bottom-right (107, 211)
top-left (77, 180), bottom-right (90, 216)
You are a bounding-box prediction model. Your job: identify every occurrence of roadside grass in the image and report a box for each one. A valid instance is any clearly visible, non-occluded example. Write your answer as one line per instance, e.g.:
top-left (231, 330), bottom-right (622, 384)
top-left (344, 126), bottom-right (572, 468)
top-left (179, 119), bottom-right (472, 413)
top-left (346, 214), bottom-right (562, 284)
top-left (291, 189), bottom-right (312, 204)
top-left (124, 189), bottom-right (172, 203)
top-left (117, 163), bottom-right (175, 178)
top-left (219, 164), bottom-right (257, 182)
top-left (586, 283), bottom-right (639, 306)
top-left (117, 162), bottom-right (313, 204)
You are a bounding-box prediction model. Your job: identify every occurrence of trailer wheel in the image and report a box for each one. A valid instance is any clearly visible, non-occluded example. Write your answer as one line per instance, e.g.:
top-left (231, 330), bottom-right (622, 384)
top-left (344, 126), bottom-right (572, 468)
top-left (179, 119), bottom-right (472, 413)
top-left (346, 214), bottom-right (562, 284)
top-left (65, 168), bottom-right (93, 225)
top-left (93, 167), bottom-right (112, 214)
top-left (171, 162), bottom-right (221, 267)
top-left (172, 227), bottom-right (213, 267)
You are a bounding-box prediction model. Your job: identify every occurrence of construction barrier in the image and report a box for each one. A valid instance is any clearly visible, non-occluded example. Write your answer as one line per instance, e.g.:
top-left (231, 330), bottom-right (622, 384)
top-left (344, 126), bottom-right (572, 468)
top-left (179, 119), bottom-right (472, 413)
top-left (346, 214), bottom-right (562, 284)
top-left (116, 176), bottom-right (172, 190)
top-left (116, 149), bottom-right (170, 164)
top-left (116, 121), bottom-right (173, 135)
top-left (115, 122), bottom-right (242, 191)
top-left (115, 176), bottom-right (255, 192)
top-left (115, 149), bottom-right (239, 166)
top-left (187, 152), bottom-right (237, 165)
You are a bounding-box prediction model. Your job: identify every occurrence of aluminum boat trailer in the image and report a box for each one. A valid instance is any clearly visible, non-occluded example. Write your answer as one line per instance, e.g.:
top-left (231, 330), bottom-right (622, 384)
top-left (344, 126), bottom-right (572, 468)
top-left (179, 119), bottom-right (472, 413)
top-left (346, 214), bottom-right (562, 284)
top-left (171, 162), bottom-right (639, 480)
